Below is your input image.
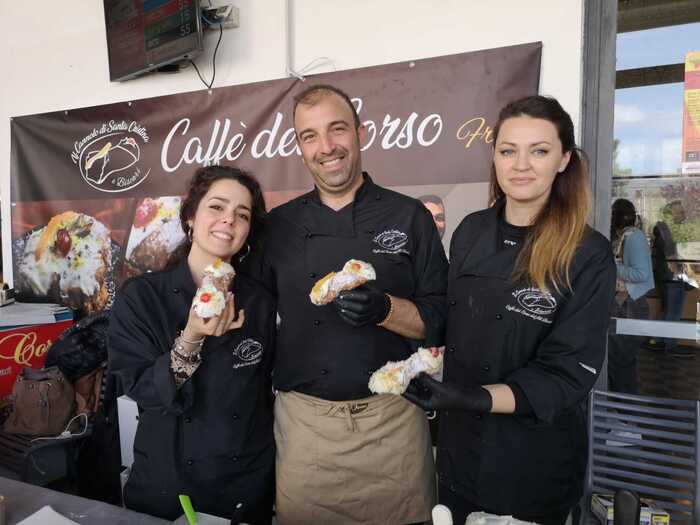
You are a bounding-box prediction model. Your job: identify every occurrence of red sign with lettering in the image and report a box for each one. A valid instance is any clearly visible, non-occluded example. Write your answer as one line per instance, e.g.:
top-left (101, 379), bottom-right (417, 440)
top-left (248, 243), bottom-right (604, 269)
top-left (0, 320), bottom-right (73, 399)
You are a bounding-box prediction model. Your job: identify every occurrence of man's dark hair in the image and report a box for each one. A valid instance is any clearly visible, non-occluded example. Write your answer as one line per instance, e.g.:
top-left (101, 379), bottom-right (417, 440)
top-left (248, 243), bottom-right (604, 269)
top-left (292, 84), bottom-right (361, 129)
top-left (418, 194), bottom-right (444, 208)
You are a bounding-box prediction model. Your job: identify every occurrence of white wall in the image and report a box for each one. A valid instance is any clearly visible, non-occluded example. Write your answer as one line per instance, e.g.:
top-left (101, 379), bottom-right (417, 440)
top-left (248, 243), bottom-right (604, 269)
top-left (0, 0), bottom-right (584, 285)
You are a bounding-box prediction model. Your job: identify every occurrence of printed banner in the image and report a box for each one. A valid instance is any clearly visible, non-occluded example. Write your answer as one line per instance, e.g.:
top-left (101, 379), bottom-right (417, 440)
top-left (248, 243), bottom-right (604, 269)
top-left (0, 320), bottom-right (74, 399)
top-left (11, 43), bottom-right (541, 315)
top-left (682, 51), bottom-right (700, 175)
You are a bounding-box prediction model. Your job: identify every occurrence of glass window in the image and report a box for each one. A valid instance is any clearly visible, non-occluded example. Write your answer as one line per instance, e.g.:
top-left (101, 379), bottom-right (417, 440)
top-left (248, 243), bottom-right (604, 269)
top-left (616, 22), bottom-right (700, 70)
top-left (609, 10), bottom-right (700, 398)
top-left (614, 83), bottom-right (684, 177)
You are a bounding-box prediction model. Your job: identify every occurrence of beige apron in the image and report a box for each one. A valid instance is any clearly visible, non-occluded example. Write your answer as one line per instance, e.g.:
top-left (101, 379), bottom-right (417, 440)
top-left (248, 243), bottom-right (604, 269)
top-left (274, 391), bottom-right (435, 525)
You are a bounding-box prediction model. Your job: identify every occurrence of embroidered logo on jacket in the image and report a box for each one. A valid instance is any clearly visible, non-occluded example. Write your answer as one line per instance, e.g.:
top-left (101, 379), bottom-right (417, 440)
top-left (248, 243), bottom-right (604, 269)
top-left (373, 230), bottom-right (409, 254)
top-left (505, 287), bottom-right (557, 324)
top-left (232, 338), bottom-right (263, 369)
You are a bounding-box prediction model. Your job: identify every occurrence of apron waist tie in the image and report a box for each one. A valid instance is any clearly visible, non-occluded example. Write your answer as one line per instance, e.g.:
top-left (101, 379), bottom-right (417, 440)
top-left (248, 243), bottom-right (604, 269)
top-left (327, 402), bottom-right (369, 433)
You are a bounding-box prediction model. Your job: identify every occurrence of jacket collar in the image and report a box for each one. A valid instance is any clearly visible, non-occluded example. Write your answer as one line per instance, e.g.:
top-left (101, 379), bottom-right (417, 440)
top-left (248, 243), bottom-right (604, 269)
top-left (456, 200), bottom-right (520, 280)
top-left (300, 172), bottom-right (376, 237)
top-left (171, 258), bottom-right (198, 296)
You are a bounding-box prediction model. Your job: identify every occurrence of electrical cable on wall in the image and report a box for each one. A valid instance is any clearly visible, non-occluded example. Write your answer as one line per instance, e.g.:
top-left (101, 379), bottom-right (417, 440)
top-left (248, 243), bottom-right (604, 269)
top-left (288, 57), bottom-right (336, 81)
top-left (190, 22), bottom-right (224, 90)
top-left (284, 0), bottom-right (335, 80)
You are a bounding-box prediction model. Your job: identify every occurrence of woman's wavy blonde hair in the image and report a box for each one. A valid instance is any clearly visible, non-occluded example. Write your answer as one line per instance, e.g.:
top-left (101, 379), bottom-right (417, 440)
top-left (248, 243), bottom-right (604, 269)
top-left (489, 96), bottom-right (590, 293)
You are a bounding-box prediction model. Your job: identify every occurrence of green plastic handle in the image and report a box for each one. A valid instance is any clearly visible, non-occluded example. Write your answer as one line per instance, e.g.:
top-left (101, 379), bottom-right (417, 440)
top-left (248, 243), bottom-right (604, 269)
top-left (178, 494), bottom-right (198, 525)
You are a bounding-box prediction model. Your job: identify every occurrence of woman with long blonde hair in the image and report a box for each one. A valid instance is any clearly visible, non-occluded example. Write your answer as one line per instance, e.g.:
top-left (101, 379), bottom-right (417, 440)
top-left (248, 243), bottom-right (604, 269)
top-left (404, 96), bottom-right (616, 525)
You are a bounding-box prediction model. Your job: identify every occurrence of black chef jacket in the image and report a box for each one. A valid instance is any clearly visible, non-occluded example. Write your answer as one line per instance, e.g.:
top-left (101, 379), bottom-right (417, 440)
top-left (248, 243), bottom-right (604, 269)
top-left (438, 203), bottom-right (616, 516)
top-left (108, 260), bottom-right (276, 523)
top-left (261, 173), bottom-right (448, 401)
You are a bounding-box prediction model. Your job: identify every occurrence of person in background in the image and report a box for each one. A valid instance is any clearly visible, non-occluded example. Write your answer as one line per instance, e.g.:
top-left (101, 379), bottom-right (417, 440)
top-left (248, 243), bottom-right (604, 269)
top-left (419, 194), bottom-right (446, 240)
top-left (608, 198), bottom-right (654, 393)
top-left (109, 166), bottom-right (275, 523)
top-left (651, 200), bottom-right (694, 356)
top-left (418, 193), bottom-right (448, 444)
top-left (260, 84), bottom-right (448, 525)
top-left (404, 95), bottom-right (616, 525)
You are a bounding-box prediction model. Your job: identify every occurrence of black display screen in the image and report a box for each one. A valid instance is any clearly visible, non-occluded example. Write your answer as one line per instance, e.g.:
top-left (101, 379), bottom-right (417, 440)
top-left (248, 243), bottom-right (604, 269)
top-left (104, 0), bottom-right (203, 81)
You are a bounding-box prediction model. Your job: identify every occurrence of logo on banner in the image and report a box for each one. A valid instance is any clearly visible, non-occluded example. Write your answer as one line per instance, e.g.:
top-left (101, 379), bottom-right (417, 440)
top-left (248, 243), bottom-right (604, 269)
top-left (71, 120), bottom-right (151, 193)
top-left (373, 229), bottom-right (409, 254)
top-left (232, 338), bottom-right (263, 369)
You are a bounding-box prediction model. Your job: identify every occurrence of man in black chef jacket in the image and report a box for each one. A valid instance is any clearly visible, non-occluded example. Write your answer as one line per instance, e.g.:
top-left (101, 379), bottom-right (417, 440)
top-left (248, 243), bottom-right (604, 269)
top-left (260, 84), bottom-right (448, 524)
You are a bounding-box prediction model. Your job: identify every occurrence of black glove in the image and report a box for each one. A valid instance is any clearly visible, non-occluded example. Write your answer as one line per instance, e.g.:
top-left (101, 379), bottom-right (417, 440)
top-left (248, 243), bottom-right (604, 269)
top-left (403, 373), bottom-right (492, 413)
top-left (334, 284), bottom-right (390, 327)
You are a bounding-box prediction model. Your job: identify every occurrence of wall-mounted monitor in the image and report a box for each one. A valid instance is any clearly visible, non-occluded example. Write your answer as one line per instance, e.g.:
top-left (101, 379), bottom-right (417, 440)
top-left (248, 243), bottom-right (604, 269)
top-left (104, 0), bottom-right (204, 82)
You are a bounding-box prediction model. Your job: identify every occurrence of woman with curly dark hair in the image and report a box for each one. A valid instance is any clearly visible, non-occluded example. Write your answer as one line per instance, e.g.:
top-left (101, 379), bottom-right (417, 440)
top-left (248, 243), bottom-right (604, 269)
top-left (109, 166), bottom-right (275, 524)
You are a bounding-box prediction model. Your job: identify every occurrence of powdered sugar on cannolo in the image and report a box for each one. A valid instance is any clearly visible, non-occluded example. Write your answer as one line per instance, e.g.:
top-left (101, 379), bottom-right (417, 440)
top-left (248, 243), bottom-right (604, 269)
top-left (193, 283), bottom-right (226, 318)
top-left (191, 258), bottom-right (235, 318)
top-left (310, 259), bottom-right (376, 305)
top-left (202, 258), bottom-right (235, 291)
top-left (369, 347), bottom-right (444, 395)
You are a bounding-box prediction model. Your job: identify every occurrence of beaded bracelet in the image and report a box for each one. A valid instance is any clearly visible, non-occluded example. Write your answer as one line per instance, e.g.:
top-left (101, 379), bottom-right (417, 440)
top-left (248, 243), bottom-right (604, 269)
top-left (180, 331), bottom-right (205, 345)
top-left (172, 347), bottom-right (202, 364)
top-left (376, 294), bottom-right (394, 327)
top-left (170, 344), bottom-right (202, 388)
top-left (172, 333), bottom-right (204, 360)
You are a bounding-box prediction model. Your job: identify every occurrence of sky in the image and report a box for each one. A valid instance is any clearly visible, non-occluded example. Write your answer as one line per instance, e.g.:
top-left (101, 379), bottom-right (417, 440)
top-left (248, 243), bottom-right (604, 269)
top-left (614, 22), bottom-right (699, 177)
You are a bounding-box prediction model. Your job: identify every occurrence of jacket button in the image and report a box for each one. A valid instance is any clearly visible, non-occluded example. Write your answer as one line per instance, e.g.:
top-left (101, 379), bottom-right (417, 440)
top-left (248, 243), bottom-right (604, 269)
top-left (186, 459), bottom-right (194, 466)
top-left (449, 300), bottom-right (457, 306)
top-left (232, 455), bottom-right (238, 462)
top-left (306, 233), bottom-right (313, 239)
top-left (184, 417), bottom-right (192, 423)
top-left (313, 320), bottom-right (321, 326)
top-left (309, 272), bottom-right (316, 278)
top-left (302, 199), bottom-right (308, 205)
top-left (320, 369), bottom-right (328, 375)
top-left (474, 414), bottom-right (482, 420)
top-left (495, 313), bottom-right (503, 320)
top-left (375, 195), bottom-right (381, 200)
top-left (482, 364), bottom-right (490, 372)
top-left (232, 413), bottom-right (239, 420)
top-left (173, 288), bottom-right (179, 294)
top-left (447, 346), bottom-right (455, 353)
top-left (366, 370), bottom-right (373, 376)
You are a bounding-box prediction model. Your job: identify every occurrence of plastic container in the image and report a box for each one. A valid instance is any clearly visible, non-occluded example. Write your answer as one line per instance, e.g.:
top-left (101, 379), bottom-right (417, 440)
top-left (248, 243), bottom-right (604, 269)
top-left (172, 512), bottom-right (251, 524)
top-left (172, 512), bottom-right (226, 524)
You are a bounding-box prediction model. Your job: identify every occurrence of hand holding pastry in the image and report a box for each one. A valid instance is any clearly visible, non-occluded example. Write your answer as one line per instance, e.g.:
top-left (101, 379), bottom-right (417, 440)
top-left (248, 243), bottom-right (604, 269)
top-left (334, 284), bottom-right (390, 327)
top-left (403, 373), bottom-right (492, 413)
